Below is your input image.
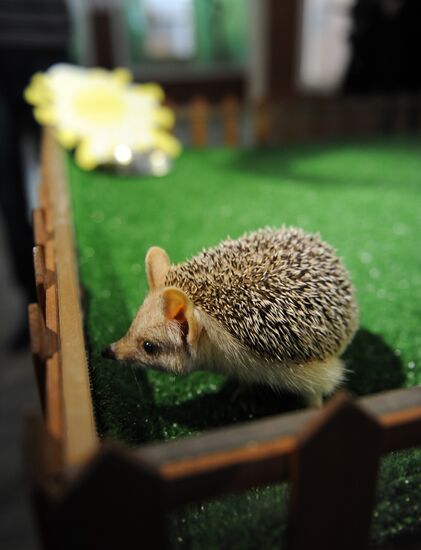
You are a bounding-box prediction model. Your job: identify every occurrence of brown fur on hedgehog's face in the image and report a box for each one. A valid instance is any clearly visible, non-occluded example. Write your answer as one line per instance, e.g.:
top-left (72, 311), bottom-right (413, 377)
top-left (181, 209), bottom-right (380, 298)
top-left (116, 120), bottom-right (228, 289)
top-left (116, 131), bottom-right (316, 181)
top-left (103, 247), bottom-right (202, 375)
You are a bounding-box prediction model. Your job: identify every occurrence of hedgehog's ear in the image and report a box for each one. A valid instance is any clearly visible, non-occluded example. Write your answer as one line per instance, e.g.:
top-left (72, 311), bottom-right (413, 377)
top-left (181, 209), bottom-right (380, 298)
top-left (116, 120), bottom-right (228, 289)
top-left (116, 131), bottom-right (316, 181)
top-left (162, 287), bottom-right (200, 345)
top-left (145, 246), bottom-right (170, 290)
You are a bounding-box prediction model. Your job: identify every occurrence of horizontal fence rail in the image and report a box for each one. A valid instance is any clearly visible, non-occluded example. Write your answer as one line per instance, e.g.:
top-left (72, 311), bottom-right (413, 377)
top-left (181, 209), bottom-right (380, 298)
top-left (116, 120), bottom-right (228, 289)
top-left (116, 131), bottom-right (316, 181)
top-left (131, 386), bottom-right (421, 508)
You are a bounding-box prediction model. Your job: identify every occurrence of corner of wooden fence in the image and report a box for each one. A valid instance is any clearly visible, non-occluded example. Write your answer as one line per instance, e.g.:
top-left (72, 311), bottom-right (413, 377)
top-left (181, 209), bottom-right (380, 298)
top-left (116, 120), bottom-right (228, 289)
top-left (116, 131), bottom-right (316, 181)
top-left (54, 442), bottom-right (168, 550)
top-left (289, 392), bottom-right (382, 550)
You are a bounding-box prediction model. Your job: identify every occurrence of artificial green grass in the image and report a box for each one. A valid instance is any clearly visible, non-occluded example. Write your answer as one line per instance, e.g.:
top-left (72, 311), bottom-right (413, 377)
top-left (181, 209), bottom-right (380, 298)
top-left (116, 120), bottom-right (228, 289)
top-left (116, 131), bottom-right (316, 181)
top-left (69, 137), bottom-right (421, 548)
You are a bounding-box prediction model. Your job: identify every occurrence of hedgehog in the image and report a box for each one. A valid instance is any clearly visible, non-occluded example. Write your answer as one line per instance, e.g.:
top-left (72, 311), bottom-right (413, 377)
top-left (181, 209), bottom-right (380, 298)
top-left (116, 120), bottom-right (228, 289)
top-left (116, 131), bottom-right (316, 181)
top-left (102, 227), bottom-right (358, 407)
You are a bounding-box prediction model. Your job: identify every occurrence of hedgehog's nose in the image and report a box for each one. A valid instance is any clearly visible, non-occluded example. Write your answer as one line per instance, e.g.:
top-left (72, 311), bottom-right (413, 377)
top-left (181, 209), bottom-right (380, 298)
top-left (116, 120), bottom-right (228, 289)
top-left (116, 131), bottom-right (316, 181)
top-left (102, 345), bottom-right (116, 360)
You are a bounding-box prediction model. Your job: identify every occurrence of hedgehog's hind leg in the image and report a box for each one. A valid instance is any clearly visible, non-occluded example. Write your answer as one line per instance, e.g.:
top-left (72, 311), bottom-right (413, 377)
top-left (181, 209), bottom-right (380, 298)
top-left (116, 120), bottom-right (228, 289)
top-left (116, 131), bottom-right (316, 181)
top-left (295, 356), bottom-right (346, 408)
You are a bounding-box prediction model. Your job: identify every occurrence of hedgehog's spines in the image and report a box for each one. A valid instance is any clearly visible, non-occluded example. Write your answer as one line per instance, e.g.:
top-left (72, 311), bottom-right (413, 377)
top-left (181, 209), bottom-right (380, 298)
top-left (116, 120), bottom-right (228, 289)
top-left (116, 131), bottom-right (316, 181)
top-left (165, 227), bottom-right (358, 365)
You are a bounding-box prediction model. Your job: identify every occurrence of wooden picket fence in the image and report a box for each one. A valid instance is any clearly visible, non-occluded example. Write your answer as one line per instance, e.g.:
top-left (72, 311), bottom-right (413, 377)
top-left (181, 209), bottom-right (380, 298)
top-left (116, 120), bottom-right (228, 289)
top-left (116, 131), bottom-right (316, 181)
top-left (26, 131), bottom-right (421, 550)
top-left (172, 94), bottom-right (421, 147)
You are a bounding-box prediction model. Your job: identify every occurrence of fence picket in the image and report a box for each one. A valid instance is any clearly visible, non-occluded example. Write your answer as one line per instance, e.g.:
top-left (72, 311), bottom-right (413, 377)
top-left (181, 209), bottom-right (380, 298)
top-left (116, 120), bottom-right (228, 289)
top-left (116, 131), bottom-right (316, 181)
top-left (33, 245), bottom-right (46, 319)
top-left (220, 96), bottom-right (240, 147)
top-left (58, 446), bottom-right (167, 550)
top-left (28, 303), bottom-right (47, 412)
top-left (190, 97), bottom-right (209, 148)
top-left (289, 393), bottom-right (381, 550)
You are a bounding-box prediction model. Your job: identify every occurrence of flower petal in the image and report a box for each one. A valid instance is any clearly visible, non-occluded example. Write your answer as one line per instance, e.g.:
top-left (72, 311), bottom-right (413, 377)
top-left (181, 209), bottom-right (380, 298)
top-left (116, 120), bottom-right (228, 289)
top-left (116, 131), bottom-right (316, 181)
top-left (34, 106), bottom-right (56, 125)
top-left (75, 139), bottom-right (98, 170)
top-left (55, 128), bottom-right (78, 149)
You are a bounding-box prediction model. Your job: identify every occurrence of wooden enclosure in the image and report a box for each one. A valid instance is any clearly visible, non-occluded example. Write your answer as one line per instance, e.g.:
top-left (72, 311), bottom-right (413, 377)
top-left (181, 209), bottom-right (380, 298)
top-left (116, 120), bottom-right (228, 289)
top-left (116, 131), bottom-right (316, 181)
top-left (27, 124), bottom-right (421, 550)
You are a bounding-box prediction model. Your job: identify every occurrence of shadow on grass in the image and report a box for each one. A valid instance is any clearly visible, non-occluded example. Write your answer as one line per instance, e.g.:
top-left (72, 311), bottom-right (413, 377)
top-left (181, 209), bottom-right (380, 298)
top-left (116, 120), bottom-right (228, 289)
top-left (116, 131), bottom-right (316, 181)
top-left (344, 328), bottom-right (405, 396)
top-left (155, 327), bottom-right (404, 434)
top-left (155, 380), bottom-right (304, 434)
top-left (80, 250), bottom-right (165, 445)
top-left (227, 138), bottom-right (421, 190)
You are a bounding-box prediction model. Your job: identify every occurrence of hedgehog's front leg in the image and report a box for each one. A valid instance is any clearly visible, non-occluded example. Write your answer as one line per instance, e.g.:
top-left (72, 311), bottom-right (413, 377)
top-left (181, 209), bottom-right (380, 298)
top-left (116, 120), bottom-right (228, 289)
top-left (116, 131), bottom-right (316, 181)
top-left (304, 391), bottom-right (323, 408)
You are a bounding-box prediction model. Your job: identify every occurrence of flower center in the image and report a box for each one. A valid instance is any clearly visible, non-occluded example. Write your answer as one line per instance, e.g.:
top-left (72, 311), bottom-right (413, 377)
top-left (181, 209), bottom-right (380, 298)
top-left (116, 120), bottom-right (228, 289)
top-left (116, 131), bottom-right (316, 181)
top-left (72, 85), bottom-right (125, 124)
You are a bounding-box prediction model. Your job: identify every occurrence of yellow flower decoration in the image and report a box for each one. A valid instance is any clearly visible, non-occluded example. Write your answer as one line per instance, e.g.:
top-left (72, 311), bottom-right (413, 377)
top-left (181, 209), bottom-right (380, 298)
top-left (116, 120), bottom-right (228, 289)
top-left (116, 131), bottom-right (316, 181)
top-left (25, 64), bottom-right (181, 170)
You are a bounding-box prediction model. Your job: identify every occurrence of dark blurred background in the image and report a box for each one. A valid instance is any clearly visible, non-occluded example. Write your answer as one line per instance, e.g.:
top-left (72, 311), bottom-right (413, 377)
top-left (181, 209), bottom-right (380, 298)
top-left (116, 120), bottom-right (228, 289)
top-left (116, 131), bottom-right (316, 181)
top-left (0, 1), bottom-right (420, 548)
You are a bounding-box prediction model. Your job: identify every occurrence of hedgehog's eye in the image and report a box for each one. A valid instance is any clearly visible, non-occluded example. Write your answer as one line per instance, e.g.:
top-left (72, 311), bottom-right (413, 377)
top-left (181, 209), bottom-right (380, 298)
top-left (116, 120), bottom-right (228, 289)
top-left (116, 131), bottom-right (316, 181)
top-left (143, 340), bottom-right (158, 355)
